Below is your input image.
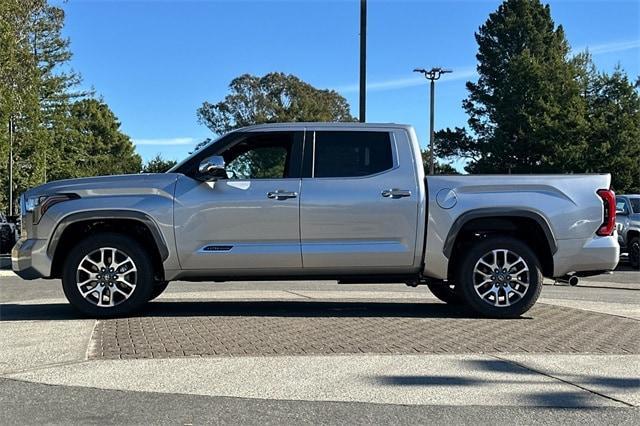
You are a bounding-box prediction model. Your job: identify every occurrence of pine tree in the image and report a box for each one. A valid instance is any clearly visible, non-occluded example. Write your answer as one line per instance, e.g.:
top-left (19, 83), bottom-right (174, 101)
top-left (574, 54), bottom-right (640, 193)
top-left (438, 0), bottom-right (587, 174)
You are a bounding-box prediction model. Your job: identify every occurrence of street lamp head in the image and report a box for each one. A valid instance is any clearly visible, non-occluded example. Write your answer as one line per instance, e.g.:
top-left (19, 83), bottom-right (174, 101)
top-left (414, 67), bottom-right (454, 81)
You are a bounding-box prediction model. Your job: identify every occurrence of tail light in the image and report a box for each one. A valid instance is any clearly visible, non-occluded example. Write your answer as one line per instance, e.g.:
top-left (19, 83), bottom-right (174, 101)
top-left (596, 189), bottom-right (616, 236)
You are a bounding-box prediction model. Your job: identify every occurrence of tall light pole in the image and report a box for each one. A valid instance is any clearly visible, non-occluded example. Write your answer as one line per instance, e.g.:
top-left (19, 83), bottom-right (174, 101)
top-left (359, 0), bottom-right (367, 123)
top-left (8, 116), bottom-right (14, 216)
top-left (413, 67), bottom-right (452, 175)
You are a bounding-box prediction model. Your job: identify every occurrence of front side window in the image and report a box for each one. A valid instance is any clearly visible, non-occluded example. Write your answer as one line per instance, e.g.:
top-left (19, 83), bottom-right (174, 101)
top-left (630, 198), bottom-right (640, 214)
top-left (221, 132), bottom-right (300, 179)
top-left (313, 131), bottom-right (393, 178)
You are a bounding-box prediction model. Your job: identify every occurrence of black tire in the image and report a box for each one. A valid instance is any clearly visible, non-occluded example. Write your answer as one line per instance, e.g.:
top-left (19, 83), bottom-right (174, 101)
top-left (62, 232), bottom-right (154, 318)
top-left (148, 280), bottom-right (170, 301)
top-left (0, 225), bottom-right (13, 254)
top-left (629, 237), bottom-right (640, 270)
top-left (427, 282), bottom-right (465, 305)
top-left (456, 236), bottom-right (543, 318)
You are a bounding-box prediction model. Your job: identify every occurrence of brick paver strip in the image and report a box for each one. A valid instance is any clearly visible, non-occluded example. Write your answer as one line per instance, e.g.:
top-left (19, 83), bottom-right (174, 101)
top-left (89, 300), bottom-right (640, 359)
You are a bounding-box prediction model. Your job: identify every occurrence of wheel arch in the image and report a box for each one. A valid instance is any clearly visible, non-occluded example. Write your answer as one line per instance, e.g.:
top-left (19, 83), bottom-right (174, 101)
top-left (443, 208), bottom-right (557, 278)
top-left (48, 210), bottom-right (168, 279)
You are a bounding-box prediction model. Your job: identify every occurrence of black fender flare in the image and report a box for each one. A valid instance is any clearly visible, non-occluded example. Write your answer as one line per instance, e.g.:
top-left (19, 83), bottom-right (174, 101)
top-left (442, 208), bottom-right (558, 258)
top-left (47, 210), bottom-right (170, 260)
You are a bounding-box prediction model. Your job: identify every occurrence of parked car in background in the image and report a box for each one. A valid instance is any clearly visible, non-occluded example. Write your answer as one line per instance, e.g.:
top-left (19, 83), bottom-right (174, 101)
top-left (616, 194), bottom-right (640, 269)
top-left (0, 213), bottom-right (19, 255)
top-left (12, 123), bottom-right (620, 318)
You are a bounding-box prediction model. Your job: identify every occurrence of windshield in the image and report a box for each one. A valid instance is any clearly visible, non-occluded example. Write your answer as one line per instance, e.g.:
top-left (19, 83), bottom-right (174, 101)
top-left (168, 134), bottom-right (226, 173)
top-left (168, 131), bottom-right (245, 177)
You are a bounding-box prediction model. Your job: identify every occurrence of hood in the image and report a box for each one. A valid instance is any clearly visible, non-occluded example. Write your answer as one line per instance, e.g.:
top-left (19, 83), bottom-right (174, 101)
top-left (24, 173), bottom-right (181, 199)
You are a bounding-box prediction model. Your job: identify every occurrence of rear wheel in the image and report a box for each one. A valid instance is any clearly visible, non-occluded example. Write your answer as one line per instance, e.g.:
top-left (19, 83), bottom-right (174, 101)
top-left (456, 236), bottom-right (543, 318)
top-left (427, 282), bottom-right (464, 305)
top-left (62, 233), bottom-right (154, 318)
top-left (629, 236), bottom-right (639, 270)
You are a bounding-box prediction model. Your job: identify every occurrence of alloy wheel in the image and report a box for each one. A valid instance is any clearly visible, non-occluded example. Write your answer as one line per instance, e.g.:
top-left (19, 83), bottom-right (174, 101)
top-left (472, 249), bottom-right (530, 307)
top-left (76, 247), bottom-right (138, 307)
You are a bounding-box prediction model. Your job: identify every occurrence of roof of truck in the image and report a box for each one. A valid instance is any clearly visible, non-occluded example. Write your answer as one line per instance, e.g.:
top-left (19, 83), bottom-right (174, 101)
top-left (237, 122), bottom-right (414, 131)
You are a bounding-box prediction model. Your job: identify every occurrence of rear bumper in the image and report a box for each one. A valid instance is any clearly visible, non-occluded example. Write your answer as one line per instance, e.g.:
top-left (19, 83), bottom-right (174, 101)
top-left (11, 238), bottom-right (51, 280)
top-left (553, 235), bottom-right (619, 277)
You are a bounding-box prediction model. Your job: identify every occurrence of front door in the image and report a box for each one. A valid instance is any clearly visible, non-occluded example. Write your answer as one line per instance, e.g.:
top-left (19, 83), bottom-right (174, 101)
top-left (300, 130), bottom-right (419, 272)
top-left (174, 131), bottom-right (303, 272)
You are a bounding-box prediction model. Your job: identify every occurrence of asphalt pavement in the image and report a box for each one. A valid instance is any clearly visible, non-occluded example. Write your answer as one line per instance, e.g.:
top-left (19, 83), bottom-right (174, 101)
top-left (1, 261), bottom-right (638, 425)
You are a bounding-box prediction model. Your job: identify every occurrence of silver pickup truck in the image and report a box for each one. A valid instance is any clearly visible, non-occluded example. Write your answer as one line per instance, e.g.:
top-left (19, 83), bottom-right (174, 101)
top-left (12, 123), bottom-right (619, 318)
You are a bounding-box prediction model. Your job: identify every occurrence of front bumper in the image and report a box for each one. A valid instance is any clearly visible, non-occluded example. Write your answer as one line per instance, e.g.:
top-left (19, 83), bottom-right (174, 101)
top-left (553, 235), bottom-right (620, 277)
top-left (11, 238), bottom-right (51, 280)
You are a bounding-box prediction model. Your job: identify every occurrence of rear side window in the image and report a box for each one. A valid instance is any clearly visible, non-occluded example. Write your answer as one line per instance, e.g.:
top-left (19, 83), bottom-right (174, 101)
top-left (313, 131), bottom-right (393, 178)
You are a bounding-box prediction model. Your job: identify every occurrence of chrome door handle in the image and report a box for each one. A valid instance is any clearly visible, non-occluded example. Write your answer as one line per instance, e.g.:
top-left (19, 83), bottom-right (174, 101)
top-left (381, 189), bottom-right (412, 198)
top-left (267, 190), bottom-right (298, 200)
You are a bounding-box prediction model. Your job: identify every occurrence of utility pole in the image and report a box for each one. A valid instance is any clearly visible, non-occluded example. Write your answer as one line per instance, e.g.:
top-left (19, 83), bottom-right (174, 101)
top-left (359, 0), bottom-right (367, 123)
top-left (8, 116), bottom-right (14, 216)
top-left (413, 67), bottom-right (452, 175)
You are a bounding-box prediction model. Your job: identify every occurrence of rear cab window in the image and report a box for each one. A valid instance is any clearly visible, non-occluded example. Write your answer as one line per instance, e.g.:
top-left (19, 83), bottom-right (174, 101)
top-left (311, 131), bottom-right (394, 178)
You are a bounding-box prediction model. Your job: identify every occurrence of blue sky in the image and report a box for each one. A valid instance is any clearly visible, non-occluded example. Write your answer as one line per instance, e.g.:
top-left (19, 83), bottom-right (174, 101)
top-left (56, 0), bottom-right (640, 165)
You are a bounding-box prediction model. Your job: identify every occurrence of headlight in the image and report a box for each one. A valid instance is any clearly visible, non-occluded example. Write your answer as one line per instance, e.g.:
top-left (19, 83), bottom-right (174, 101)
top-left (24, 195), bottom-right (46, 213)
top-left (25, 194), bottom-right (79, 223)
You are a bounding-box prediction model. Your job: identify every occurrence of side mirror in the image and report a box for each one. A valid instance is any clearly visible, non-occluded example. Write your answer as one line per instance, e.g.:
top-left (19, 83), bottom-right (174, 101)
top-left (616, 209), bottom-right (628, 216)
top-left (198, 155), bottom-right (227, 181)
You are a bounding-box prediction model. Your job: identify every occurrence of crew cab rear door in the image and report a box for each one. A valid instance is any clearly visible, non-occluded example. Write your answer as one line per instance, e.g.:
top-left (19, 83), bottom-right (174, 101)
top-left (299, 129), bottom-right (420, 271)
top-left (173, 131), bottom-right (303, 271)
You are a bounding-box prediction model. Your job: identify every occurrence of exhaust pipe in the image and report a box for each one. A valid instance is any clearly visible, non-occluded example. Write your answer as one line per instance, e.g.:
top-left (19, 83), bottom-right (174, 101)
top-left (556, 275), bottom-right (579, 286)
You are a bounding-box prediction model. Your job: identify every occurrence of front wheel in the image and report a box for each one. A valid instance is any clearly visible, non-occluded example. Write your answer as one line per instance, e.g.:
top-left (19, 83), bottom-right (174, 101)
top-left (62, 233), bottom-right (154, 318)
top-left (456, 237), bottom-right (543, 318)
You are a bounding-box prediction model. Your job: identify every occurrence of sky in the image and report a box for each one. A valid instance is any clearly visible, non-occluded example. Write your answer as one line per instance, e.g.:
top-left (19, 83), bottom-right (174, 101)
top-left (54, 0), bottom-right (640, 165)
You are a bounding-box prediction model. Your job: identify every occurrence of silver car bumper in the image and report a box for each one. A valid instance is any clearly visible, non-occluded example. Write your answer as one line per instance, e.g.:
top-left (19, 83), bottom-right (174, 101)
top-left (553, 235), bottom-right (620, 277)
top-left (11, 238), bottom-right (51, 280)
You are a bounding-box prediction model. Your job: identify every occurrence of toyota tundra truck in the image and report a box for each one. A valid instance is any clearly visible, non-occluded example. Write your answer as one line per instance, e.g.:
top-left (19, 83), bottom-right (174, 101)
top-left (11, 123), bottom-right (620, 318)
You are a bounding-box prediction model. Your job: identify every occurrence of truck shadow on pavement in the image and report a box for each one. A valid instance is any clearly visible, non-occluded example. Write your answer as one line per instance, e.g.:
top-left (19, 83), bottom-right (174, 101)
top-left (373, 359), bottom-right (639, 408)
top-left (0, 303), bottom-right (80, 321)
top-left (0, 300), bottom-right (505, 321)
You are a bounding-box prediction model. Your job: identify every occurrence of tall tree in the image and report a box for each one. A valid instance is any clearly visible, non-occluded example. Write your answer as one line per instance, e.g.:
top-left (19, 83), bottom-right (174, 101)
top-left (47, 99), bottom-right (141, 179)
top-left (574, 54), bottom-right (640, 193)
top-left (1, 0), bottom-right (43, 212)
top-left (197, 72), bottom-right (355, 137)
top-left (437, 0), bottom-right (587, 174)
top-left (142, 154), bottom-right (177, 174)
top-left (0, 0), bottom-right (84, 213)
top-left (1, 0), bottom-right (142, 213)
top-left (421, 149), bottom-right (459, 175)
